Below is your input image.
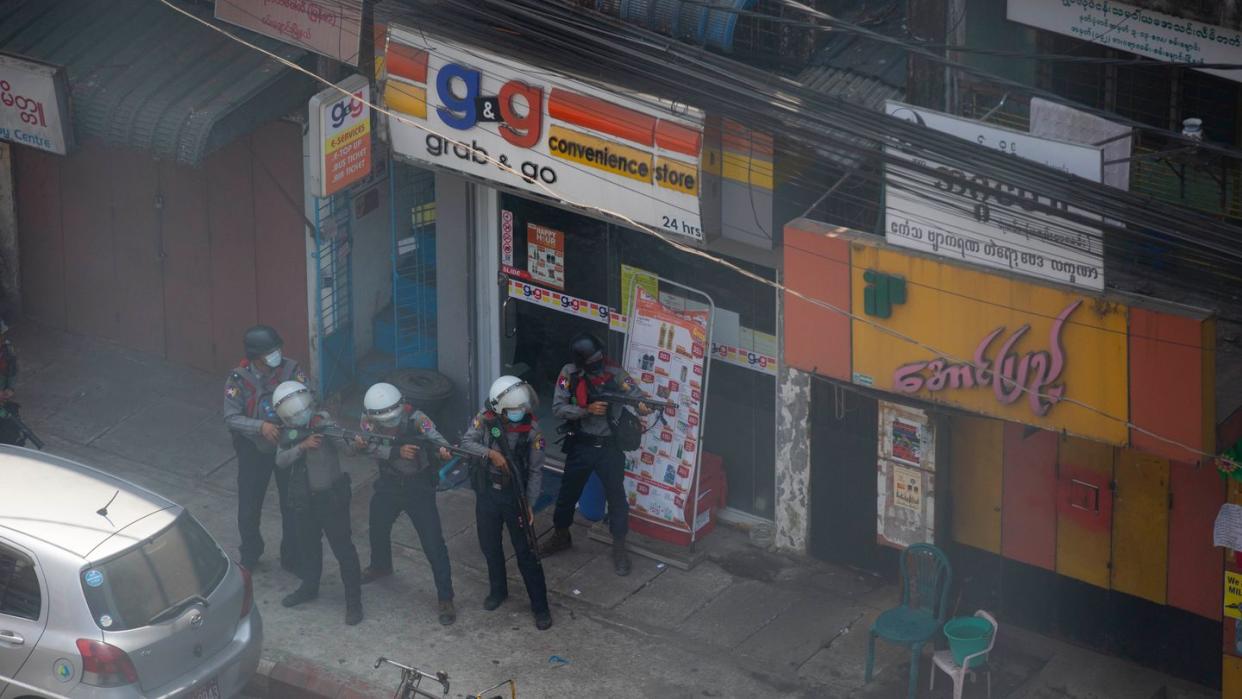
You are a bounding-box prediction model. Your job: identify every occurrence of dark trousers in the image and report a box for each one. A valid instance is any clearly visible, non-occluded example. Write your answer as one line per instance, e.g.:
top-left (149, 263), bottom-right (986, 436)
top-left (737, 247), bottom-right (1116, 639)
top-left (476, 484), bottom-right (549, 614)
top-left (295, 476), bottom-right (362, 605)
top-left (0, 417), bottom-right (23, 446)
top-left (234, 434), bottom-right (297, 566)
top-left (552, 440), bottom-right (629, 541)
top-left (368, 475), bottom-right (454, 601)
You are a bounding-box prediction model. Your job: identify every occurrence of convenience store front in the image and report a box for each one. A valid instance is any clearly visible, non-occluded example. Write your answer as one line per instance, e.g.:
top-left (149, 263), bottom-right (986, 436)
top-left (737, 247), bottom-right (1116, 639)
top-left (781, 219), bottom-right (1222, 686)
top-left (377, 26), bottom-right (781, 523)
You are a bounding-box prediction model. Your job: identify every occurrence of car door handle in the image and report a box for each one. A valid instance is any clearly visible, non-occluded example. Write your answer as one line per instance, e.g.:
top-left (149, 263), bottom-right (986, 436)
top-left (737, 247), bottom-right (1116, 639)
top-left (0, 630), bottom-right (23, 645)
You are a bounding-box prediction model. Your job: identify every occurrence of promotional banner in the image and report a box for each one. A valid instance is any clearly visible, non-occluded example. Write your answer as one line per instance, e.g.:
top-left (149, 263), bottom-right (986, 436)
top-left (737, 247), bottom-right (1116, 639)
top-left (0, 53), bottom-right (72, 155)
top-left (884, 100), bottom-right (1104, 290)
top-left (309, 75), bottom-right (372, 197)
top-left (215, 0), bottom-right (362, 64)
top-left (383, 27), bottom-right (705, 239)
top-left (622, 288), bottom-right (709, 529)
top-left (877, 402), bottom-right (936, 549)
top-left (506, 277), bottom-right (627, 331)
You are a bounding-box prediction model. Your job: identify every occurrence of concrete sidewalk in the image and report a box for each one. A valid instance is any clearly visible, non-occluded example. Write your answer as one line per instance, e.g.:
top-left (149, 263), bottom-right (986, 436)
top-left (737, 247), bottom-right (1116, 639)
top-left (12, 321), bottom-right (1217, 698)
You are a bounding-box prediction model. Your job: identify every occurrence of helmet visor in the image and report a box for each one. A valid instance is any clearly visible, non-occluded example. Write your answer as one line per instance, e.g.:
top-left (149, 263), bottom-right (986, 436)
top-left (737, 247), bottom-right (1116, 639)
top-left (274, 388), bottom-right (314, 426)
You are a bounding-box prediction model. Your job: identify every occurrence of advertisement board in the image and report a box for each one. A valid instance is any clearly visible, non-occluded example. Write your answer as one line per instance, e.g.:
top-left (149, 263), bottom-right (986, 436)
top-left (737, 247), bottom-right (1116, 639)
top-left (383, 27), bottom-right (705, 239)
top-left (1008, 0), bottom-right (1242, 84)
top-left (877, 402), bottom-right (936, 549)
top-left (884, 101), bottom-right (1104, 290)
top-left (309, 75), bottom-right (372, 197)
top-left (622, 289), bottom-right (710, 530)
top-left (215, 0), bottom-right (362, 64)
top-left (0, 53), bottom-right (73, 155)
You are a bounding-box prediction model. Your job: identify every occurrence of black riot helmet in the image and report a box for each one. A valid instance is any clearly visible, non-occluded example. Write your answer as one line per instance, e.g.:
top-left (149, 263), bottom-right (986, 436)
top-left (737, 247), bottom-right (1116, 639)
top-left (570, 333), bottom-right (605, 373)
top-left (243, 325), bottom-right (283, 359)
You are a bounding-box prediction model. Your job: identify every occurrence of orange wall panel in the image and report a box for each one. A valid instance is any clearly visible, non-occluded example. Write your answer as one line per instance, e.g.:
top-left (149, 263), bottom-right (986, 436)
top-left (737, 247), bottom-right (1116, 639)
top-left (783, 221), bottom-right (851, 380)
top-left (1169, 460), bottom-right (1225, 620)
top-left (1129, 307), bottom-right (1214, 462)
top-left (1002, 424), bottom-right (1059, 570)
top-left (1056, 436), bottom-right (1115, 589)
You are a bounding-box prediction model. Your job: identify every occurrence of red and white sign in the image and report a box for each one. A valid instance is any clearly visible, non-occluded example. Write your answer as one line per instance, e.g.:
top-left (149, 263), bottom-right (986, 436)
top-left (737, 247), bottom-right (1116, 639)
top-left (215, 0), bottom-right (362, 64)
top-left (526, 223), bottom-right (565, 289)
top-left (383, 28), bottom-right (705, 239)
top-left (622, 289), bottom-right (710, 531)
top-left (501, 210), bottom-right (515, 267)
top-left (506, 277), bottom-right (627, 331)
top-left (309, 75), bottom-right (371, 197)
top-left (0, 53), bottom-right (72, 155)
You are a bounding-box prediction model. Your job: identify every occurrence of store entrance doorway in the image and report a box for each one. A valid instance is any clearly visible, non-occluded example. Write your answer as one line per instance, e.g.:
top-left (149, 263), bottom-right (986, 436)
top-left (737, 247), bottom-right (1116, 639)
top-left (497, 193), bottom-right (619, 463)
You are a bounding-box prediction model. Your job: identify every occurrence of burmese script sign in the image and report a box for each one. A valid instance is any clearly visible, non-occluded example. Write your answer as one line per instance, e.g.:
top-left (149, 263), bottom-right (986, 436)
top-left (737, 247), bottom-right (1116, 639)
top-left (884, 101), bottom-right (1105, 291)
top-left (849, 243), bottom-right (1129, 445)
top-left (216, 0), bottom-right (362, 64)
top-left (1008, 0), bottom-right (1242, 84)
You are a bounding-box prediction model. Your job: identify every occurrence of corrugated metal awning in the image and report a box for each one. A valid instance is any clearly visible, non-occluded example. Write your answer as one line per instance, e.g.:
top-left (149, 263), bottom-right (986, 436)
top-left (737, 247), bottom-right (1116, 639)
top-left (0, 0), bottom-right (318, 165)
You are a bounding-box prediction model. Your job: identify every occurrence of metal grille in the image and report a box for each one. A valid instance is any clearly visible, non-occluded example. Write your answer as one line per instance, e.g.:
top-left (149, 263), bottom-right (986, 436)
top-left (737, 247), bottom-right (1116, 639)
top-left (313, 192), bottom-right (355, 396)
top-left (389, 164), bottom-right (438, 369)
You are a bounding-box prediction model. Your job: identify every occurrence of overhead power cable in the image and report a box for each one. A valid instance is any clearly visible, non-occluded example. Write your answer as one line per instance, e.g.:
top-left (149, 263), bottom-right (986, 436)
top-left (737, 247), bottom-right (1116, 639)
top-left (161, 0), bottom-right (1226, 460)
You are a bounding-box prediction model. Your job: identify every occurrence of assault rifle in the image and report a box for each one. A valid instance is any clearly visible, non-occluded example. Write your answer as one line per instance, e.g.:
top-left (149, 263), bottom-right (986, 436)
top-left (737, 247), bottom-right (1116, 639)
top-left (282, 425), bottom-right (477, 460)
top-left (592, 391), bottom-right (676, 413)
top-left (509, 454), bottom-right (540, 562)
top-left (0, 403), bottom-right (43, 450)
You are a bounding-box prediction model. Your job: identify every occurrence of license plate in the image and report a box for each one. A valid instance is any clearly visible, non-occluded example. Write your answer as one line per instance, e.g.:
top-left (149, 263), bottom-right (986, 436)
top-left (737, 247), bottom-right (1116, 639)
top-left (189, 678), bottom-right (220, 699)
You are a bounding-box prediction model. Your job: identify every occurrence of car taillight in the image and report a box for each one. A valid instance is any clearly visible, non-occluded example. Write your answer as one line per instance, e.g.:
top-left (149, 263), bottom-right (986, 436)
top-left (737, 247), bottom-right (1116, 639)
top-left (238, 561), bottom-right (253, 618)
top-left (76, 639), bottom-right (138, 687)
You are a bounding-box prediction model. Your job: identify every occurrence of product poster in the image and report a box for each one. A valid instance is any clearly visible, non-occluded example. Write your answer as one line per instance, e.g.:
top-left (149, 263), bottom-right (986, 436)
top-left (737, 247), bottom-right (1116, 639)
top-left (877, 401), bottom-right (936, 549)
top-left (526, 223), bottom-right (565, 289)
top-left (621, 288), bottom-right (710, 530)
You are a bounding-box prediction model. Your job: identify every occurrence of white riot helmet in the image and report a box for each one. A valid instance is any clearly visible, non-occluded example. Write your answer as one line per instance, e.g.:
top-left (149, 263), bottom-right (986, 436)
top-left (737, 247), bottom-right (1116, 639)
top-left (363, 382), bottom-right (405, 428)
top-left (273, 381), bottom-right (315, 427)
top-left (488, 375), bottom-right (534, 422)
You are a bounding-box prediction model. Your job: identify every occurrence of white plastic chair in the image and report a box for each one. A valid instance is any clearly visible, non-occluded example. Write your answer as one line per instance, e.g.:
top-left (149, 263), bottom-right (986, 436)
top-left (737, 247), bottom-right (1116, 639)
top-left (929, 610), bottom-right (997, 699)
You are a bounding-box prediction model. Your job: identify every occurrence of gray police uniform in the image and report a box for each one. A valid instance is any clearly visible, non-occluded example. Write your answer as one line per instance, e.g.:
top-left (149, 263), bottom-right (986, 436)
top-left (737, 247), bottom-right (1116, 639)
top-left (460, 411), bottom-right (549, 613)
top-left (361, 410), bottom-right (455, 601)
top-left (223, 358), bottom-right (307, 567)
top-left (550, 362), bottom-right (643, 541)
top-left (275, 412), bottom-right (361, 603)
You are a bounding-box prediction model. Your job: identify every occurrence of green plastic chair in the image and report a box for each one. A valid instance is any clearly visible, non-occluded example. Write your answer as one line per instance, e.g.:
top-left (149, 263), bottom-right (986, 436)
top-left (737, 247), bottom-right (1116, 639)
top-left (864, 543), bottom-right (953, 699)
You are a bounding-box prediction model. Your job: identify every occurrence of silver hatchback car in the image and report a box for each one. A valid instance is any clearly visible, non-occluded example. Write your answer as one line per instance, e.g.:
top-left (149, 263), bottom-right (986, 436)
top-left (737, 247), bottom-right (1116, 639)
top-left (0, 446), bottom-right (262, 698)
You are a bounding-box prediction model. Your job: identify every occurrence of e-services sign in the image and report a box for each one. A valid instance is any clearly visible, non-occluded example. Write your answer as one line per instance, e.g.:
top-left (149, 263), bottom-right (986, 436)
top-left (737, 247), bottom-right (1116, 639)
top-left (383, 27), bottom-right (705, 240)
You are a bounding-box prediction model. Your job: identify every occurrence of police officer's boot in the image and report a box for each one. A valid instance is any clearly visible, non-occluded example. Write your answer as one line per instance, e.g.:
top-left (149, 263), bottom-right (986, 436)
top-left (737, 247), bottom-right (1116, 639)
top-left (611, 539), bottom-right (631, 577)
top-left (540, 528), bottom-right (573, 556)
top-left (534, 609), bottom-right (553, 631)
top-left (345, 599), bottom-right (363, 626)
top-left (281, 585), bottom-right (318, 608)
top-left (438, 599), bottom-right (457, 626)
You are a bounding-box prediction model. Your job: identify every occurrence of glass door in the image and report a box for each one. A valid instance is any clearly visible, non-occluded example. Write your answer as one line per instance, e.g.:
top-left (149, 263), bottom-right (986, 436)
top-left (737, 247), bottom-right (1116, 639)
top-left (497, 193), bottom-right (617, 463)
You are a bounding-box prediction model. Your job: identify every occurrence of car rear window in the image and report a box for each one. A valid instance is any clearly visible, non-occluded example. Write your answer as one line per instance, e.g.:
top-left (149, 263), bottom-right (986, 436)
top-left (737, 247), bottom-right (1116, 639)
top-left (80, 513), bottom-right (227, 631)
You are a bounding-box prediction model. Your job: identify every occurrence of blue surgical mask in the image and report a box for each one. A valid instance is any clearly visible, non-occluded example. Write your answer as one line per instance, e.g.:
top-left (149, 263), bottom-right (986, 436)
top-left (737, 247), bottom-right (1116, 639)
top-left (505, 409), bottom-right (526, 423)
top-left (263, 349), bottom-right (283, 368)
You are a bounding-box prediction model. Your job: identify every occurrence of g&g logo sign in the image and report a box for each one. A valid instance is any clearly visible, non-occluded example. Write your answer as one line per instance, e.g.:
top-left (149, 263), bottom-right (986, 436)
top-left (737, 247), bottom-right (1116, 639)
top-left (330, 90), bottom-right (366, 129)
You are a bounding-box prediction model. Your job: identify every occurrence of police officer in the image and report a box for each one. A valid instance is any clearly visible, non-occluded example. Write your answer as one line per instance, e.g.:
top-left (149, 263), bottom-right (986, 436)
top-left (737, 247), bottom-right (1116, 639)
top-left (358, 382), bottom-right (457, 625)
top-left (544, 333), bottom-right (651, 576)
top-left (272, 381), bottom-right (364, 625)
top-left (223, 325), bottom-right (307, 570)
top-left (0, 319), bottom-right (22, 446)
top-left (460, 376), bottom-right (552, 631)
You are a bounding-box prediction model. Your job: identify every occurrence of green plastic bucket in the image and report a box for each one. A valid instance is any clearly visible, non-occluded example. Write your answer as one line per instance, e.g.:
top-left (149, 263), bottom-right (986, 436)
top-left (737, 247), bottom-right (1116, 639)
top-left (943, 616), bottom-right (993, 668)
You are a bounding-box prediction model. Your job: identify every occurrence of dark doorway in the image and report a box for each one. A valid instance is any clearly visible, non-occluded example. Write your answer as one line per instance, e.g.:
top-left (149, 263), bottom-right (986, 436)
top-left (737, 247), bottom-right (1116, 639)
top-left (809, 378), bottom-right (892, 575)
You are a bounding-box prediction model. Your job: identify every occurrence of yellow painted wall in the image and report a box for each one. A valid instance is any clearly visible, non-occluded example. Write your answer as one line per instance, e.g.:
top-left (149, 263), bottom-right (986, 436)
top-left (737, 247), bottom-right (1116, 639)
top-left (849, 244), bottom-right (1129, 445)
top-left (1056, 436), bottom-right (1115, 589)
top-left (1224, 655), bottom-right (1242, 697)
top-left (1111, 450), bottom-right (1169, 604)
top-left (949, 415), bottom-right (1004, 554)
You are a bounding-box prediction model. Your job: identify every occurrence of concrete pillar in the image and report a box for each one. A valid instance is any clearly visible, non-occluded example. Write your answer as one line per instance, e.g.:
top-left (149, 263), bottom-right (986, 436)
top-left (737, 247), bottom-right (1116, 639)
top-left (775, 364), bottom-right (812, 552)
top-left (434, 171), bottom-right (474, 429)
top-left (0, 144), bottom-right (19, 314)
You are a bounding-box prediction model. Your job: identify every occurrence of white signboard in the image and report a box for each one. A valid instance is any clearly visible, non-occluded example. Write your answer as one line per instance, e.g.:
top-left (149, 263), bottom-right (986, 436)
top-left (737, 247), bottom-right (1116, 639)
top-left (1008, 0), bottom-right (1242, 84)
top-left (1030, 97), bottom-right (1132, 191)
top-left (384, 27), bottom-right (705, 239)
top-left (215, 0), bottom-right (362, 64)
top-left (884, 101), bottom-right (1105, 290)
top-left (308, 75), bottom-right (371, 197)
top-left (0, 53), bottom-right (72, 155)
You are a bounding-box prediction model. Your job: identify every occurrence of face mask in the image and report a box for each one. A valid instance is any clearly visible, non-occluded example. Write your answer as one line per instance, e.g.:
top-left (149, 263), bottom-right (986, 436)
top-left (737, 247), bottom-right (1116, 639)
top-left (505, 409), bottom-right (526, 423)
top-left (287, 408), bottom-right (313, 428)
top-left (263, 349), bottom-right (283, 368)
top-left (585, 360), bottom-right (604, 375)
top-left (374, 411), bottom-right (402, 429)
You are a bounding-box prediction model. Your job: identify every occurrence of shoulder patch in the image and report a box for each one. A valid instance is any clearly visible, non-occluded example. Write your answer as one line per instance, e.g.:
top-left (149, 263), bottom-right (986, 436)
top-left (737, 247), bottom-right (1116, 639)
top-left (557, 374), bottom-right (570, 390)
top-left (622, 376), bottom-right (636, 390)
top-left (419, 416), bottom-right (434, 432)
top-left (294, 370), bottom-right (309, 384)
top-left (225, 384), bottom-right (240, 399)
top-left (471, 416), bottom-right (482, 430)
top-left (534, 435), bottom-right (546, 451)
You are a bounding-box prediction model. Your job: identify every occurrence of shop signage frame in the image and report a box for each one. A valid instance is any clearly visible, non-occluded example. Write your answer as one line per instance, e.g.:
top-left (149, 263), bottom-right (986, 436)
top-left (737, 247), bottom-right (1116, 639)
top-left (215, 0), bottom-right (362, 64)
top-left (308, 74), bottom-right (372, 197)
top-left (883, 100), bottom-right (1105, 291)
top-left (383, 27), bottom-right (706, 240)
top-left (0, 52), bottom-right (73, 155)
top-left (1007, 0), bottom-right (1242, 84)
